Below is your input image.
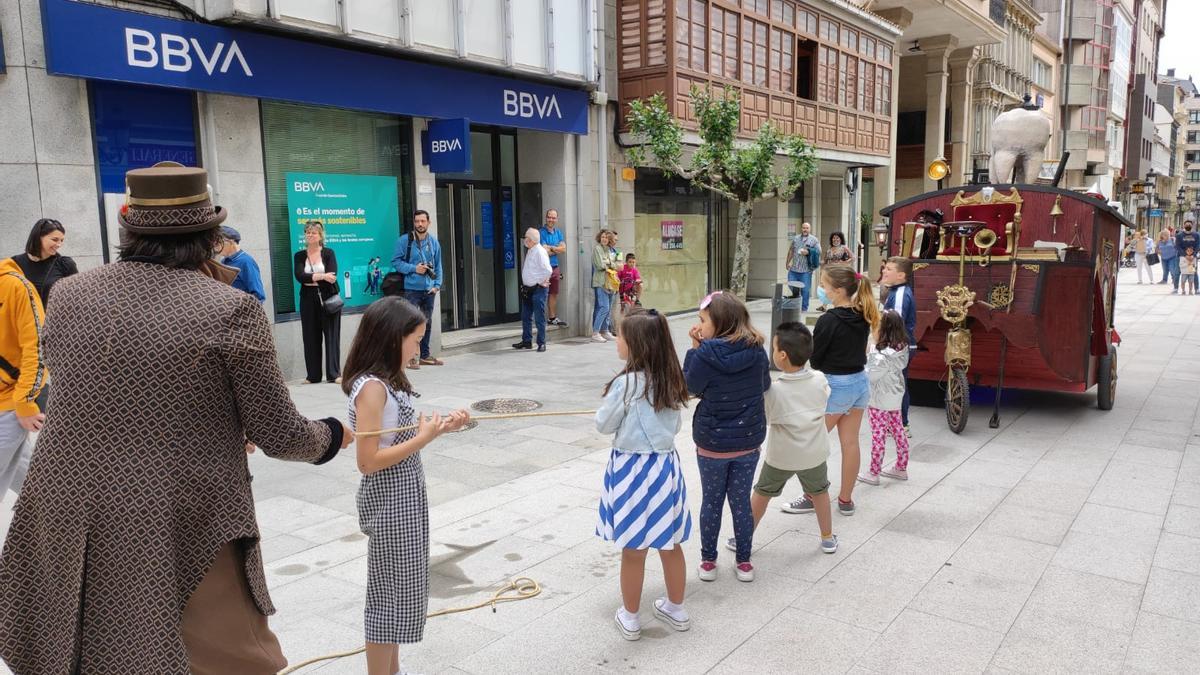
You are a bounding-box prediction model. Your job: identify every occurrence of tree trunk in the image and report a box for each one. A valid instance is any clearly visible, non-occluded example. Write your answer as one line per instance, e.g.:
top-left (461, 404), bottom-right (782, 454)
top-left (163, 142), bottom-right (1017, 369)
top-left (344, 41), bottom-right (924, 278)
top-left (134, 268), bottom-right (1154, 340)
top-left (730, 201), bottom-right (754, 299)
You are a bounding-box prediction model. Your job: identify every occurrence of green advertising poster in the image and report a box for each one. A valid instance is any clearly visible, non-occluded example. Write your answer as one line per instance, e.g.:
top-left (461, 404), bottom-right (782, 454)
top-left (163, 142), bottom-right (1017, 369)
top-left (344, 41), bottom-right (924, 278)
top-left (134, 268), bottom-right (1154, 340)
top-left (286, 172), bottom-right (399, 311)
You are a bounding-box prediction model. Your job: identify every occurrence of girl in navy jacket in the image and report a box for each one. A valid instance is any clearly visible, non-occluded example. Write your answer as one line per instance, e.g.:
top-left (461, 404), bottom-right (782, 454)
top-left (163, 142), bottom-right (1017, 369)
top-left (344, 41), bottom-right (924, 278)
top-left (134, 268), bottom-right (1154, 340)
top-left (684, 291), bottom-right (770, 582)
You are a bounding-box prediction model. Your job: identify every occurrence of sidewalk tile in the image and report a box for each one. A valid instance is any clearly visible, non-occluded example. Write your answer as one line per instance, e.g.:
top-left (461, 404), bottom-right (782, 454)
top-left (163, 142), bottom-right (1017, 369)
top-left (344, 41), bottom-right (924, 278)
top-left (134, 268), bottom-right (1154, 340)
top-left (1164, 503), bottom-right (1200, 538)
top-left (1141, 566), bottom-right (1200, 624)
top-left (991, 609), bottom-right (1129, 674)
top-left (948, 532), bottom-right (1057, 583)
top-left (855, 609), bottom-right (1003, 674)
top-left (1052, 529), bottom-right (1157, 584)
top-left (1022, 565), bottom-right (1143, 633)
top-left (910, 566), bottom-right (1034, 633)
top-left (1124, 611), bottom-right (1200, 674)
top-left (1153, 532), bottom-right (1200, 574)
top-left (709, 610), bottom-right (878, 674)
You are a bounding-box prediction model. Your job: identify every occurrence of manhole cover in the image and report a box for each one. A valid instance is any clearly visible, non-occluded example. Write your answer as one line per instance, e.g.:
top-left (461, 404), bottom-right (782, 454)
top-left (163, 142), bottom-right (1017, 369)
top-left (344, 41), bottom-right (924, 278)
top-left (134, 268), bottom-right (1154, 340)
top-left (450, 420), bottom-right (479, 433)
top-left (471, 398), bottom-right (543, 414)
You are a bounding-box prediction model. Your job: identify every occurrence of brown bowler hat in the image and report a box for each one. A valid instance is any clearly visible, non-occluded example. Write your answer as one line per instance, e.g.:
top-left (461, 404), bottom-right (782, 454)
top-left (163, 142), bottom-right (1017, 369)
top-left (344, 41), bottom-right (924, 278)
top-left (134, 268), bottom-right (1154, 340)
top-left (118, 162), bottom-right (227, 235)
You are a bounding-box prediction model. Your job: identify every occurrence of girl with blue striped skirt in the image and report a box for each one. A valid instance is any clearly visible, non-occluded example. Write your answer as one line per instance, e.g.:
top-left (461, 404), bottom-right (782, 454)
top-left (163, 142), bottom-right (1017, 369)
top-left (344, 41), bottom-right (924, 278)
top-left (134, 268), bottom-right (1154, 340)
top-left (595, 308), bottom-right (693, 641)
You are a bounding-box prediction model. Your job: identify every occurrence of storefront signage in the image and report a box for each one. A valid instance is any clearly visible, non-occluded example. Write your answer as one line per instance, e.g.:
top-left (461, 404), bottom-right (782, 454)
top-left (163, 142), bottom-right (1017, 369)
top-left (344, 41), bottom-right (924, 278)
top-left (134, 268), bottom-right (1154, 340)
top-left (1, 24), bottom-right (6, 73)
top-left (1148, 208), bottom-right (1164, 217)
top-left (661, 220), bottom-right (684, 250)
top-left (501, 187), bottom-right (515, 269)
top-left (423, 119), bottom-right (472, 174)
top-left (40, 0), bottom-right (589, 135)
top-left (285, 172), bottom-right (400, 311)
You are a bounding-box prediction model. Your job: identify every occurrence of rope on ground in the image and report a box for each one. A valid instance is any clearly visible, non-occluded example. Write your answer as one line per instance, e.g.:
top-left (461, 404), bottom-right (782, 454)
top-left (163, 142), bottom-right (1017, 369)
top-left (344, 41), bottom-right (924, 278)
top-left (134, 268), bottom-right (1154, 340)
top-left (276, 577), bottom-right (542, 674)
top-left (354, 409), bottom-right (597, 438)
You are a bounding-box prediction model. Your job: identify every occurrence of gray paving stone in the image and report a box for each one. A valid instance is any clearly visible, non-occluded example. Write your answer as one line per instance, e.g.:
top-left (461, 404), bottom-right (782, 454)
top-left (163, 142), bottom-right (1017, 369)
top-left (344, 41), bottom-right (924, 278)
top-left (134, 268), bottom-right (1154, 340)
top-left (909, 566), bottom-right (1035, 633)
top-left (948, 532), bottom-right (1057, 583)
top-left (710, 610), bottom-right (879, 674)
top-left (979, 502), bottom-right (1075, 546)
top-left (1124, 611), bottom-right (1200, 674)
top-left (1088, 460), bottom-right (1178, 516)
top-left (855, 609), bottom-right (1004, 674)
top-left (991, 608), bottom-right (1130, 674)
top-left (1153, 532), bottom-right (1200, 575)
top-left (1164, 503), bottom-right (1200, 538)
top-left (1022, 565), bottom-right (1143, 634)
top-left (1141, 566), bottom-right (1200, 624)
top-left (1052, 529), bottom-right (1157, 584)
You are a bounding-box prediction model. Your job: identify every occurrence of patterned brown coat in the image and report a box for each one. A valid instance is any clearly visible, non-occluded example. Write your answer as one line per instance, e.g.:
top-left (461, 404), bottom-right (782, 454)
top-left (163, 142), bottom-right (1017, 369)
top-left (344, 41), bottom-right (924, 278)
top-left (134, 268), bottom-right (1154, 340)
top-left (0, 261), bottom-right (343, 674)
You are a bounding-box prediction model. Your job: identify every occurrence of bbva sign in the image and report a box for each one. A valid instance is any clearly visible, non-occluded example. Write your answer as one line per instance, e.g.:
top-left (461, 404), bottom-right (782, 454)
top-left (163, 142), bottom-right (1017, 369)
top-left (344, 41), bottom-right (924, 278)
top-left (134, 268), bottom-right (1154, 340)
top-left (503, 89), bottom-right (562, 120)
top-left (293, 181), bottom-right (325, 193)
top-left (431, 138), bottom-right (463, 153)
top-left (125, 28), bottom-right (253, 77)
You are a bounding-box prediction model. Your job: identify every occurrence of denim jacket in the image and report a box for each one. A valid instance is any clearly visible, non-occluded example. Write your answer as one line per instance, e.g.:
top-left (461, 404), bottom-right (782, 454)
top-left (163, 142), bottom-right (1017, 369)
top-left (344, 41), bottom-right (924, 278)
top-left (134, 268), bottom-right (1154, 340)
top-left (595, 372), bottom-right (683, 454)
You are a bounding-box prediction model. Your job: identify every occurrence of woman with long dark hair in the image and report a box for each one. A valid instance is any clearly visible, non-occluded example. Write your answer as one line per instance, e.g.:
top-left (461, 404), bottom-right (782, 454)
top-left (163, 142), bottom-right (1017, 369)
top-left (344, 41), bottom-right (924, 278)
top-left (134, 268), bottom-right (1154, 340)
top-left (12, 218), bottom-right (78, 307)
top-left (294, 220), bottom-right (343, 384)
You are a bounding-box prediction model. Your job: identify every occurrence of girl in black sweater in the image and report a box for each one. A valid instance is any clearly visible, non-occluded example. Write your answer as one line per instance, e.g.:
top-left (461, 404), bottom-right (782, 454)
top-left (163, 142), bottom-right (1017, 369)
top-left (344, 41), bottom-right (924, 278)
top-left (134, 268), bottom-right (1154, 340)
top-left (783, 265), bottom-right (879, 517)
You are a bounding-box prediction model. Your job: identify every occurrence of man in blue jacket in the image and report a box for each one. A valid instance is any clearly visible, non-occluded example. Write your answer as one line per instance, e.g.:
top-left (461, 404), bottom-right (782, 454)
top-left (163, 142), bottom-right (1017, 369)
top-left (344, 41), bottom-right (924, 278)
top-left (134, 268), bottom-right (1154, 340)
top-left (391, 210), bottom-right (443, 368)
top-left (881, 256), bottom-right (916, 436)
top-left (218, 226), bottom-right (266, 303)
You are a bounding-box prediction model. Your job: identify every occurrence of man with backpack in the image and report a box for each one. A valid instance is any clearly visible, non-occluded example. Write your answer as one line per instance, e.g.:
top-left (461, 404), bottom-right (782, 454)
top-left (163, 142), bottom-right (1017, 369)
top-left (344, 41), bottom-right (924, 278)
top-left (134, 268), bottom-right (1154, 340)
top-left (390, 209), bottom-right (444, 368)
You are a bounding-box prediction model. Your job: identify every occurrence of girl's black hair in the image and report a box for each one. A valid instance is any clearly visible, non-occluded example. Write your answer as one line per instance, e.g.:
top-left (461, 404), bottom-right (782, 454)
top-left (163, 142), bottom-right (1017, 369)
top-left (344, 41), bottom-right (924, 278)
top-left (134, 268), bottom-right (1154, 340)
top-left (25, 219), bottom-right (66, 257)
top-left (876, 309), bottom-right (909, 352)
top-left (603, 308), bottom-right (689, 411)
top-left (341, 296), bottom-right (427, 397)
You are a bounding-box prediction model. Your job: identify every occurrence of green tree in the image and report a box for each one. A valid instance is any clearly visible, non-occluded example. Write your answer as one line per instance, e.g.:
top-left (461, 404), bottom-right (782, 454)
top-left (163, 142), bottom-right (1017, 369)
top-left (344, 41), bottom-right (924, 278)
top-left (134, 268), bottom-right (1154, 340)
top-left (625, 87), bottom-right (818, 299)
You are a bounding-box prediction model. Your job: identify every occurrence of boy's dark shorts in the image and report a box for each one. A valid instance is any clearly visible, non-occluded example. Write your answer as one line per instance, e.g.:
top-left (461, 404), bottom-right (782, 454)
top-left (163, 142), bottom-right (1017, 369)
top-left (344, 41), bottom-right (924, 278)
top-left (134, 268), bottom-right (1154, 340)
top-left (754, 461), bottom-right (830, 498)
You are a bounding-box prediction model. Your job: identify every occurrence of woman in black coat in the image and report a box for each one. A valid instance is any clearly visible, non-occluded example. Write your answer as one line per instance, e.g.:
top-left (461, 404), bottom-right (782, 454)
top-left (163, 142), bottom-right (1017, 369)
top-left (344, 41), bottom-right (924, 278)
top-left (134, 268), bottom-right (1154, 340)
top-left (293, 220), bottom-right (342, 384)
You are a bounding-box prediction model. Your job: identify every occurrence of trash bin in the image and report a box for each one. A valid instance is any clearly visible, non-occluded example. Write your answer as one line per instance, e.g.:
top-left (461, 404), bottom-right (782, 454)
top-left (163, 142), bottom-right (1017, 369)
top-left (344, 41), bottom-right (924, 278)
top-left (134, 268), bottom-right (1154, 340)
top-left (769, 282), bottom-right (805, 371)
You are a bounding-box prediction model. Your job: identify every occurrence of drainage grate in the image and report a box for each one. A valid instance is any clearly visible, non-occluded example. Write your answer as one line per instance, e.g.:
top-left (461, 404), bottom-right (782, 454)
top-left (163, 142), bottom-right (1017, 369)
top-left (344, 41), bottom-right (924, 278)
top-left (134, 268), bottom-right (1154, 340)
top-left (450, 420), bottom-right (480, 433)
top-left (471, 398), bottom-right (543, 414)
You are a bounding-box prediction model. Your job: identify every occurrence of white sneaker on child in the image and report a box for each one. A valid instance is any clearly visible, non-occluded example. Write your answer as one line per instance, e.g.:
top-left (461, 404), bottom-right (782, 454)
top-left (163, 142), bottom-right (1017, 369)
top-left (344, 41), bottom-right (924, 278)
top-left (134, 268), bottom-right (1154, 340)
top-left (614, 607), bottom-right (641, 641)
top-left (735, 562), bottom-right (755, 582)
top-left (698, 560), bottom-right (718, 581)
top-left (881, 464), bottom-right (909, 481)
top-left (653, 597), bottom-right (691, 631)
top-left (857, 472), bottom-right (880, 486)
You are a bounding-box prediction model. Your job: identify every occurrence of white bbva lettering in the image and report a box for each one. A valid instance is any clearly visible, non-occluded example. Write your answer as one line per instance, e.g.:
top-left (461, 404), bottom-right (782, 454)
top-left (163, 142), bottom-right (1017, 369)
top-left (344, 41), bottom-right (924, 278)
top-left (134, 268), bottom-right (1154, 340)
top-left (431, 139), bottom-right (462, 153)
top-left (123, 28), bottom-right (253, 77)
top-left (126, 28), bottom-right (158, 68)
top-left (293, 181), bottom-right (325, 192)
top-left (502, 89), bottom-right (563, 119)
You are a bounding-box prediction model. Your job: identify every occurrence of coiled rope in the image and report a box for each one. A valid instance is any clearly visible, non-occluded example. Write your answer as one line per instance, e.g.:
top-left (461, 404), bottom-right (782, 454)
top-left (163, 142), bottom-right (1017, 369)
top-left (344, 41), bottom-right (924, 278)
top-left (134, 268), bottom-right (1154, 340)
top-left (276, 577), bottom-right (542, 674)
top-left (354, 409), bottom-right (596, 438)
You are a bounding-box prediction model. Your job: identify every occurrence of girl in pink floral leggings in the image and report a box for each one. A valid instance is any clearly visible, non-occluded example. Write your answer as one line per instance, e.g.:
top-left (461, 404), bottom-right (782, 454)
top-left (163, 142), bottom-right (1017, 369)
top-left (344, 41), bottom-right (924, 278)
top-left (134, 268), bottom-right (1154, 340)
top-left (859, 311), bottom-right (910, 484)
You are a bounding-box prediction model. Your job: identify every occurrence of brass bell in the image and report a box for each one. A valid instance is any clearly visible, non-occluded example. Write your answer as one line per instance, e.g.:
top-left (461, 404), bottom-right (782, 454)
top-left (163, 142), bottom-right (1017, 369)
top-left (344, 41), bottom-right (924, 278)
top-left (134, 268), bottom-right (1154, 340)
top-left (1050, 195), bottom-right (1064, 217)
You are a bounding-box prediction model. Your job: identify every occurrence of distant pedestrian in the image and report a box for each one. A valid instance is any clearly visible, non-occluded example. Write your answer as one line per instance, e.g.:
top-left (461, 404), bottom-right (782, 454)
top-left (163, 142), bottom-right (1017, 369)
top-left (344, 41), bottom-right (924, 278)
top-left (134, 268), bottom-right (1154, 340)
top-left (365, 257), bottom-right (383, 295)
top-left (540, 209), bottom-right (568, 327)
top-left (618, 252), bottom-right (643, 312)
top-left (783, 266), bottom-right (879, 517)
top-left (1183, 249), bottom-right (1197, 295)
top-left (591, 230), bottom-right (619, 342)
top-left (1157, 230), bottom-right (1179, 291)
top-left (858, 311), bottom-right (911, 485)
top-left (595, 308), bottom-right (692, 641)
top-left (219, 226), bottom-right (266, 302)
top-left (1132, 229), bottom-right (1152, 284)
top-left (0, 258), bottom-right (45, 499)
top-left (722, 321), bottom-right (838, 556)
top-left (513, 228), bottom-right (552, 352)
top-left (12, 218), bottom-right (78, 308)
top-left (785, 222), bottom-right (820, 308)
top-left (343, 296), bottom-right (470, 675)
top-left (684, 291), bottom-right (771, 583)
top-left (294, 220), bottom-right (343, 384)
top-left (391, 210), bottom-right (444, 369)
top-left (816, 232), bottom-right (853, 311)
top-left (1175, 221), bottom-right (1199, 289)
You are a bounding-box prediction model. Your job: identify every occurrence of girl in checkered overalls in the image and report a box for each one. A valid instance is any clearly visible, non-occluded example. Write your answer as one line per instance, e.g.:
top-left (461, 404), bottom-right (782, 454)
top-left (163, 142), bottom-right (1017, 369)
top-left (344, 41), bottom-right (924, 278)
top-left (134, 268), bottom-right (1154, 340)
top-left (342, 296), bottom-right (470, 675)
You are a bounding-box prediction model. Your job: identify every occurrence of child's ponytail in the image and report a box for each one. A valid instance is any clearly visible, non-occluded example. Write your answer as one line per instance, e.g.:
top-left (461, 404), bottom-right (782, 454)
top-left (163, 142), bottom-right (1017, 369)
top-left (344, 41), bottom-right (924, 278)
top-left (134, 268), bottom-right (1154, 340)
top-left (852, 273), bottom-right (881, 333)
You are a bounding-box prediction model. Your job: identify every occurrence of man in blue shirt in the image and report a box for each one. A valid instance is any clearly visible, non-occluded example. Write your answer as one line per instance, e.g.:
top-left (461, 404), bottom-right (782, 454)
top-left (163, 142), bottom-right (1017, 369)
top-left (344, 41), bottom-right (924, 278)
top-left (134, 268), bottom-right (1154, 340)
top-left (218, 227), bottom-right (266, 303)
top-left (391, 210), bottom-right (443, 368)
top-left (540, 209), bottom-right (568, 326)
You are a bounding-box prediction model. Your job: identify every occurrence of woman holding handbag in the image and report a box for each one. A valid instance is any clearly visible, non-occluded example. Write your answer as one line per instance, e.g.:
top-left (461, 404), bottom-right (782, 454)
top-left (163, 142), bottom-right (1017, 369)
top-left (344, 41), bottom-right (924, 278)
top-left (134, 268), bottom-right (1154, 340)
top-left (591, 229), bottom-right (619, 343)
top-left (294, 220), bottom-right (343, 384)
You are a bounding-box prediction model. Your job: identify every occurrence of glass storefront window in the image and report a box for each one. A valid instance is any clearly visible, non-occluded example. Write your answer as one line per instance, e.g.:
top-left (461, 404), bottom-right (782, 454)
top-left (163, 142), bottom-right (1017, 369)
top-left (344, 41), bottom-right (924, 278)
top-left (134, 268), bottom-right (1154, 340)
top-left (633, 169), bottom-right (711, 313)
top-left (91, 81), bottom-right (198, 195)
top-left (260, 101), bottom-right (414, 317)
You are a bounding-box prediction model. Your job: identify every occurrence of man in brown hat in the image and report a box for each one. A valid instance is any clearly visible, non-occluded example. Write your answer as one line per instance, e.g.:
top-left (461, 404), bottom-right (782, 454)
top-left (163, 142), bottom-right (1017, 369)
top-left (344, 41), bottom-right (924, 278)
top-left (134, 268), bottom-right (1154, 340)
top-left (0, 162), bottom-right (353, 674)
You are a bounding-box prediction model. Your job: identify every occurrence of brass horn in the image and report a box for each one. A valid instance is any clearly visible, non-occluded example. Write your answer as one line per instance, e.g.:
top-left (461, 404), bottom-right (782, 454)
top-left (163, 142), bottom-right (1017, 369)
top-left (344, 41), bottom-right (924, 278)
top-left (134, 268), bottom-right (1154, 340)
top-left (974, 228), bottom-right (998, 267)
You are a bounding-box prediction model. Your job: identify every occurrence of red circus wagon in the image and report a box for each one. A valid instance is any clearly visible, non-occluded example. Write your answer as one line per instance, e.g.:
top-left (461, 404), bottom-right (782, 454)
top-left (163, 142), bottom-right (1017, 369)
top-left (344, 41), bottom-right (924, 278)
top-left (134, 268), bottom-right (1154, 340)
top-left (879, 184), bottom-right (1129, 433)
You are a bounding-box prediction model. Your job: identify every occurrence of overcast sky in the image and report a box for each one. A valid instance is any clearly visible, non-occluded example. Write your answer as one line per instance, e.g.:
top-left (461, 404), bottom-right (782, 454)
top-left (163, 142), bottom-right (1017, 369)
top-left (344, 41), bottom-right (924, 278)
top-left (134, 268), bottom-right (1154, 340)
top-left (1158, 1), bottom-right (1199, 80)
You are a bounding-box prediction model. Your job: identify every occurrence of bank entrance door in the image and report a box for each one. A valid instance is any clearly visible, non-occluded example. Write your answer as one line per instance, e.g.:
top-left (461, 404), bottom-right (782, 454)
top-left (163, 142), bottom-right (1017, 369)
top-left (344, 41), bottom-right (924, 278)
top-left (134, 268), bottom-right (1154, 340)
top-left (435, 130), bottom-right (520, 330)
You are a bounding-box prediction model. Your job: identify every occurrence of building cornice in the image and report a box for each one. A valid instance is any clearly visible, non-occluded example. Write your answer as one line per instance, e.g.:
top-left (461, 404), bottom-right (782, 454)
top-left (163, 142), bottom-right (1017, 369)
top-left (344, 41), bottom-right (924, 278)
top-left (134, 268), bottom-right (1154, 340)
top-left (823, 0), bottom-right (904, 38)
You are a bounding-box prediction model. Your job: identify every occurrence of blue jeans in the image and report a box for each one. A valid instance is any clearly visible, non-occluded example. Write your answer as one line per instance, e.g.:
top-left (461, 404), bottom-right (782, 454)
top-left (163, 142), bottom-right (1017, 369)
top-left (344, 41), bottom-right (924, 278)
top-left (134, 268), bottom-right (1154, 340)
top-left (403, 290), bottom-right (435, 359)
top-left (787, 270), bottom-right (812, 310)
top-left (697, 450), bottom-right (760, 564)
top-left (592, 287), bottom-right (614, 333)
top-left (521, 285), bottom-right (548, 346)
top-left (1164, 256), bottom-right (1181, 289)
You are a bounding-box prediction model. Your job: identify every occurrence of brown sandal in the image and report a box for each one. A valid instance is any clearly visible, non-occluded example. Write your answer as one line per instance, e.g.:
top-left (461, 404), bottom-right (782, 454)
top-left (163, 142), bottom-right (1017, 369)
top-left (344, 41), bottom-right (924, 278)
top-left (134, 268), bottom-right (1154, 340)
top-left (408, 359), bottom-right (421, 370)
top-left (420, 357), bottom-right (444, 366)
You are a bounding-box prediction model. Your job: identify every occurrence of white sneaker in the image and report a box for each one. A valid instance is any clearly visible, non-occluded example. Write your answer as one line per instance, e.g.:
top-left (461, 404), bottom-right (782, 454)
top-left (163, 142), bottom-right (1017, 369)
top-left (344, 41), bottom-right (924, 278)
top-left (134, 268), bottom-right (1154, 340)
top-left (857, 472), bottom-right (880, 486)
top-left (698, 560), bottom-right (718, 581)
top-left (614, 608), bottom-right (641, 641)
top-left (735, 562), bottom-right (755, 582)
top-left (653, 597), bottom-right (691, 631)
top-left (591, 333), bottom-right (607, 343)
top-left (601, 331), bottom-right (616, 341)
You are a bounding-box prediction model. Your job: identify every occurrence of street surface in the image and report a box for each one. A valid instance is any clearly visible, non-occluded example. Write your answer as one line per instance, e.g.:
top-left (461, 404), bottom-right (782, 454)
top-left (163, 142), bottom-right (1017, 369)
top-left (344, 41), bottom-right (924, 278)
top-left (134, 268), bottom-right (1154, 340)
top-left (3, 268), bottom-right (1199, 673)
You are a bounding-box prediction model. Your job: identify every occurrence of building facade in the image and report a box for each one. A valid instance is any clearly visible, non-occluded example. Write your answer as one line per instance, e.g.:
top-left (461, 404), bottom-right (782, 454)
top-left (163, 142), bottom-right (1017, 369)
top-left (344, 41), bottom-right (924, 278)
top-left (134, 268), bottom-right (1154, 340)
top-left (1161, 71), bottom-right (1200, 221)
top-left (613, 0), bottom-right (901, 306)
top-left (0, 0), bottom-right (609, 378)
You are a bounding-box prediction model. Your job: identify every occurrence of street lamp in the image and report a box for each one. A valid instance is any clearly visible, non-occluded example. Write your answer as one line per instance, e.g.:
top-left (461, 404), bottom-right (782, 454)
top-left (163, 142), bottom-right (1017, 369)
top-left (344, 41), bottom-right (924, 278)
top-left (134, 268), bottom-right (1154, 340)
top-left (873, 221), bottom-right (890, 256)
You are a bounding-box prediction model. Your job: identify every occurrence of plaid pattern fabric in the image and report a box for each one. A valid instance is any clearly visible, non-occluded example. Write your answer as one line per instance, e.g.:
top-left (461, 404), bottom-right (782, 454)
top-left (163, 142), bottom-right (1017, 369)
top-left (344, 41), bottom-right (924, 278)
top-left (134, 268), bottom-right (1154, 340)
top-left (350, 376), bottom-right (430, 644)
top-left (0, 262), bottom-right (335, 674)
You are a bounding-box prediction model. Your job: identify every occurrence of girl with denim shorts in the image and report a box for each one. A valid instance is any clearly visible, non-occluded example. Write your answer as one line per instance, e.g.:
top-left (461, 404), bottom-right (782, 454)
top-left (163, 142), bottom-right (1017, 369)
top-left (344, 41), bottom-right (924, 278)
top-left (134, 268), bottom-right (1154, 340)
top-left (782, 265), bottom-right (880, 516)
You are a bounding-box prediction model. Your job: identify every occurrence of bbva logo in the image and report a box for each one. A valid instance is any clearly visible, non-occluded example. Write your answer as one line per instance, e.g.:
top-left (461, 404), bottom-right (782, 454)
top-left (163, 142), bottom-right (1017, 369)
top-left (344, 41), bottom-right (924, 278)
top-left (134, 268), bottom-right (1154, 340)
top-left (503, 89), bottom-right (562, 120)
top-left (431, 138), bottom-right (463, 153)
top-left (293, 181), bottom-right (325, 193)
top-left (125, 28), bottom-right (253, 77)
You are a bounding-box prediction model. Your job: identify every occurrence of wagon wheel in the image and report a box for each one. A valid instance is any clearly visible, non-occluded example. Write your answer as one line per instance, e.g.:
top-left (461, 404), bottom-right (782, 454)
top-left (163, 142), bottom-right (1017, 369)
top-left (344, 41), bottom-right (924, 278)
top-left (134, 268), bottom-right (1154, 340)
top-left (945, 367), bottom-right (970, 433)
top-left (1097, 344), bottom-right (1117, 411)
